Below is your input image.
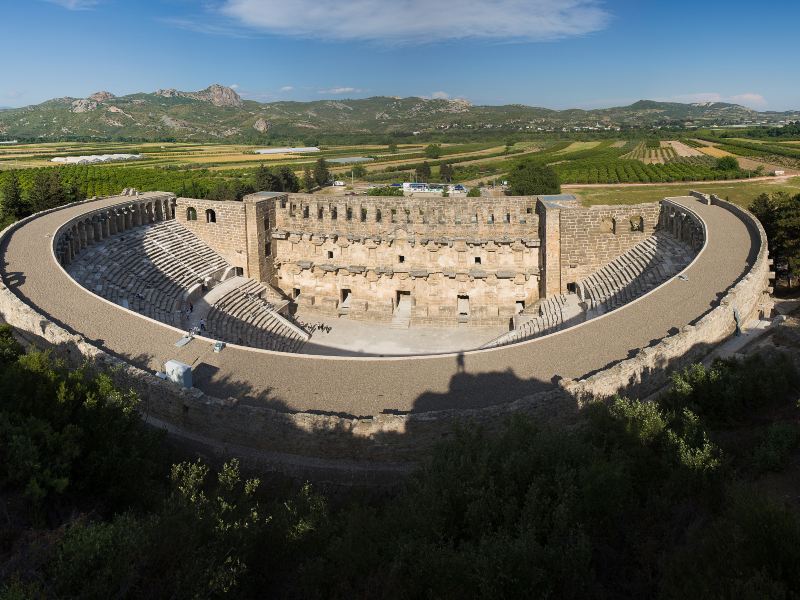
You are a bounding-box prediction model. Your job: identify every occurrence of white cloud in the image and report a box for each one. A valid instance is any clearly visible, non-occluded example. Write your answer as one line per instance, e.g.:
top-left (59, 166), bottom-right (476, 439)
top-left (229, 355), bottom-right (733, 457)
top-left (318, 87), bottom-right (362, 95)
top-left (44, 0), bottom-right (99, 9)
top-left (279, 86), bottom-right (294, 92)
top-left (219, 0), bottom-right (611, 44)
top-left (431, 91), bottom-right (450, 99)
top-left (229, 83), bottom-right (240, 90)
top-left (731, 93), bottom-right (767, 108)
top-left (158, 17), bottom-right (254, 38)
top-left (669, 92), bottom-right (768, 109)
top-left (671, 92), bottom-right (723, 104)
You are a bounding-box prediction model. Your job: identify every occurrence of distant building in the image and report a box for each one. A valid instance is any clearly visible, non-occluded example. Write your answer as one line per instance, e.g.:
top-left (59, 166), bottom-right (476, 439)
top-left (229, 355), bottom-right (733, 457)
top-left (51, 153), bottom-right (141, 164)
top-left (254, 147), bottom-right (320, 154)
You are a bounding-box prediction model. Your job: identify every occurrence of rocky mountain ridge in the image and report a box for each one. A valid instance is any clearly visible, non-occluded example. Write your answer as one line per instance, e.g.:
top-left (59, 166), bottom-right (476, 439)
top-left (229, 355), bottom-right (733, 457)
top-left (0, 84), bottom-right (797, 142)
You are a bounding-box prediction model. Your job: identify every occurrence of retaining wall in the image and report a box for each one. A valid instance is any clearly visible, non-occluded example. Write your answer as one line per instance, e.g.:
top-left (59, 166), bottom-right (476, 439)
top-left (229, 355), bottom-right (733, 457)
top-left (0, 194), bottom-right (772, 483)
top-left (565, 195), bottom-right (771, 400)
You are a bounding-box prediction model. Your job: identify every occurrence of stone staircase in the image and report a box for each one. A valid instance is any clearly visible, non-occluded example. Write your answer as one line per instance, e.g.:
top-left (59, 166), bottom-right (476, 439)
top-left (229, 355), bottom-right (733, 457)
top-left (205, 279), bottom-right (310, 353)
top-left (482, 293), bottom-right (582, 348)
top-left (391, 295), bottom-right (412, 329)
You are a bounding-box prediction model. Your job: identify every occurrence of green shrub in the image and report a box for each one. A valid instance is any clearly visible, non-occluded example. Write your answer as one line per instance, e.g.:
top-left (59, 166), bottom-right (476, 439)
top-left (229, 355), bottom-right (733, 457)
top-left (715, 155), bottom-right (740, 171)
top-left (0, 351), bottom-right (164, 512)
top-left (506, 162), bottom-right (560, 195)
top-left (661, 488), bottom-right (800, 599)
top-left (0, 324), bottom-right (23, 364)
top-left (368, 186), bottom-right (403, 196)
top-left (751, 422), bottom-right (800, 472)
top-left (661, 354), bottom-right (798, 424)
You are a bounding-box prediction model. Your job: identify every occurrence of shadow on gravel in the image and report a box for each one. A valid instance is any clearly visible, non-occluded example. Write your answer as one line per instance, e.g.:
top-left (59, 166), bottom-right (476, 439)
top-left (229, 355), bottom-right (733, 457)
top-left (11, 322), bottom-right (741, 488)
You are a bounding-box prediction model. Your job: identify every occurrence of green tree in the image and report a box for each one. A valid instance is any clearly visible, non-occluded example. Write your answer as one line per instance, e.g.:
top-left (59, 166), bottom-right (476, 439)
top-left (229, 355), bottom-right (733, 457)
top-left (28, 170), bottom-right (66, 213)
top-left (0, 170), bottom-right (27, 219)
top-left (415, 162), bottom-right (431, 181)
top-left (506, 162), bottom-right (560, 195)
top-left (715, 155), bottom-right (740, 171)
top-left (424, 144), bottom-right (442, 159)
top-left (0, 324), bottom-right (23, 365)
top-left (388, 142), bottom-right (398, 153)
top-left (254, 164), bottom-right (299, 193)
top-left (351, 164), bottom-right (367, 178)
top-left (369, 186), bottom-right (404, 196)
top-left (467, 186), bottom-right (481, 197)
top-left (0, 350), bottom-right (164, 512)
top-left (313, 158), bottom-right (330, 186)
top-left (255, 163), bottom-right (277, 191)
top-left (274, 166), bottom-right (300, 192)
top-left (439, 163), bottom-right (454, 182)
top-left (303, 166), bottom-right (315, 192)
top-left (751, 192), bottom-right (800, 287)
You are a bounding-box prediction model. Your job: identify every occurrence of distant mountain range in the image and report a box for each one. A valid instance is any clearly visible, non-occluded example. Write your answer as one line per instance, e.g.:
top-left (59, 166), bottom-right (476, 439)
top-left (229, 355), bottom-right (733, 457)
top-left (0, 84), bottom-right (798, 142)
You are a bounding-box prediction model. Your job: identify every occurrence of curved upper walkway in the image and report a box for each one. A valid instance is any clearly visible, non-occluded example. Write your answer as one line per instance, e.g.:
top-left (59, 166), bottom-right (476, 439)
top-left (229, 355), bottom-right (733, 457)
top-left (1, 194), bottom-right (756, 417)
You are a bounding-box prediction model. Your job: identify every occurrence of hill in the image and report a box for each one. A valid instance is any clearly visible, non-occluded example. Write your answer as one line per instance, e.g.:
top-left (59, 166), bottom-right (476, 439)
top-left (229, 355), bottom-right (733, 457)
top-left (0, 84), bottom-right (798, 142)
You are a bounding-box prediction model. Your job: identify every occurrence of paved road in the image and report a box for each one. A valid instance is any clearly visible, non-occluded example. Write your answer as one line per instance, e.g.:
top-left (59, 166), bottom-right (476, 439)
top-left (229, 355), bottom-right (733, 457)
top-left (1, 195), bottom-right (756, 417)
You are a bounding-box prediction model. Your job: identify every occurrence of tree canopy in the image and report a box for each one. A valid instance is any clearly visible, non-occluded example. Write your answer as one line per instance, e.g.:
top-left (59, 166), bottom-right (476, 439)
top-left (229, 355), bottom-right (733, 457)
top-left (415, 161), bottom-right (432, 181)
top-left (368, 186), bottom-right (403, 196)
top-left (715, 155), bottom-right (740, 171)
top-left (424, 143), bottom-right (442, 159)
top-left (313, 158), bottom-right (331, 187)
top-left (507, 161), bottom-right (561, 195)
top-left (751, 191), bottom-right (800, 287)
top-left (0, 328), bottom-right (799, 598)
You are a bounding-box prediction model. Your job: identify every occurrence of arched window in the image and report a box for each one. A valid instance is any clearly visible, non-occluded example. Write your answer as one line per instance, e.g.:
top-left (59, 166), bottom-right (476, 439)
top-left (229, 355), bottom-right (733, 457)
top-left (206, 209), bottom-right (216, 223)
top-left (186, 207), bottom-right (197, 221)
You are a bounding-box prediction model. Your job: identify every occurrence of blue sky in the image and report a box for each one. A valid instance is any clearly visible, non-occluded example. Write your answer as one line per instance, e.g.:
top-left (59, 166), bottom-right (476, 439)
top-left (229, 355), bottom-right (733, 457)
top-left (2, 0), bottom-right (799, 110)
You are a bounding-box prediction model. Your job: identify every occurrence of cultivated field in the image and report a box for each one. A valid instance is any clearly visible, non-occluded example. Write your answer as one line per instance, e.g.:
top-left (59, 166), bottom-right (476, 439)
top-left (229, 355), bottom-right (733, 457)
top-left (568, 176), bottom-right (800, 208)
top-left (2, 136), bottom-right (796, 197)
top-left (622, 141), bottom-right (677, 164)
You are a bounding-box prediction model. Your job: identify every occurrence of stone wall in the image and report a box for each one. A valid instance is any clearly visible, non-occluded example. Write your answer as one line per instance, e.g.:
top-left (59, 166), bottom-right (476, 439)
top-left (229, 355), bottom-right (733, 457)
top-left (54, 192), bottom-right (175, 268)
top-left (274, 194), bottom-right (540, 238)
top-left (558, 202), bottom-right (662, 291)
top-left (175, 198), bottom-right (251, 274)
top-left (565, 196), bottom-right (771, 401)
top-left (271, 194), bottom-right (543, 325)
top-left (0, 193), bottom-right (772, 483)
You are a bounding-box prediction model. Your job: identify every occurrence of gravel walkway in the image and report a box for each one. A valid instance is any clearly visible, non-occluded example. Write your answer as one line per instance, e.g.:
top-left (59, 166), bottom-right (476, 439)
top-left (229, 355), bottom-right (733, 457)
top-left (0, 195), bottom-right (755, 416)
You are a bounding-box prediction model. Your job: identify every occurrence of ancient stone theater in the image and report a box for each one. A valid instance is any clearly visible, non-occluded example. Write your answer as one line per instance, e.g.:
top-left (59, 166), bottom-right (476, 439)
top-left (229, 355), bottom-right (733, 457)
top-left (0, 188), bottom-right (774, 482)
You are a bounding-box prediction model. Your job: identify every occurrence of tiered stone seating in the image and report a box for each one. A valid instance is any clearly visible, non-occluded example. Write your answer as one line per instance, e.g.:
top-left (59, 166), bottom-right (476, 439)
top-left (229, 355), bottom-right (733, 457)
top-left (482, 231), bottom-right (694, 349)
top-left (205, 280), bottom-right (309, 353)
top-left (67, 221), bottom-right (228, 325)
top-left (482, 294), bottom-right (576, 348)
top-left (577, 232), bottom-right (691, 315)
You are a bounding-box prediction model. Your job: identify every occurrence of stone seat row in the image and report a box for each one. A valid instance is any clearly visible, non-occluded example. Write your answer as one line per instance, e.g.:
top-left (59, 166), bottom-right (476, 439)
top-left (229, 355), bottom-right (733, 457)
top-left (481, 294), bottom-right (570, 348)
top-left (206, 280), bottom-right (308, 353)
top-left (481, 231), bottom-right (695, 349)
top-left (577, 231), bottom-right (692, 315)
top-left (67, 221), bottom-right (230, 326)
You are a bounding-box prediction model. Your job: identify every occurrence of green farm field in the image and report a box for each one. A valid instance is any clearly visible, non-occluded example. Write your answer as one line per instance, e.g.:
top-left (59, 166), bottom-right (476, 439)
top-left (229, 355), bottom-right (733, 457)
top-left (1, 138), bottom-right (797, 204)
top-left (568, 176), bottom-right (800, 208)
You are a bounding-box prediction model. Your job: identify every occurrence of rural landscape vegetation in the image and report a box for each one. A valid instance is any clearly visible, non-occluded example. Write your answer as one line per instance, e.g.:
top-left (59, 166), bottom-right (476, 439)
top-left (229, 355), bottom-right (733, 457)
top-left (2, 0), bottom-right (800, 597)
top-left (2, 82), bottom-right (800, 599)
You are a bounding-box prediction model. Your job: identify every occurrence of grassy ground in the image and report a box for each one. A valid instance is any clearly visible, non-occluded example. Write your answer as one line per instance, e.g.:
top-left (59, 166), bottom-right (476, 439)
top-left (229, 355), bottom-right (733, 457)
top-left (569, 176), bottom-right (800, 208)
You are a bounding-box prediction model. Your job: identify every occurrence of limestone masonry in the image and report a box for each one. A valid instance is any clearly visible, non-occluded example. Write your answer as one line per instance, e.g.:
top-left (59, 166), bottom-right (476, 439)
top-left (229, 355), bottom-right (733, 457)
top-left (171, 192), bottom-right (693, 327)
top-left (0, 188), bottom-right (773, 482)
